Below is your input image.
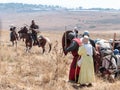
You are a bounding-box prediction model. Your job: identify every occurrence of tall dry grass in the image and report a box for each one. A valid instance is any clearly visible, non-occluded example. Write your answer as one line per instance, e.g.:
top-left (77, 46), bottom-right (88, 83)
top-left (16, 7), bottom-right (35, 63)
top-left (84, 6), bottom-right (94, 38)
top-left (0, 30), bottom-right (120, 90)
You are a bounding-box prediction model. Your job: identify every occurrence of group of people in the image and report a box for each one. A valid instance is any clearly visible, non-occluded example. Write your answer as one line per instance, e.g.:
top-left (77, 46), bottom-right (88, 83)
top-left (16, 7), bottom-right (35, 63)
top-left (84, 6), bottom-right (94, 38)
top-left (64, 28), bottom-right (98, 87)
top-left (10, 20), bottom-right (39, 45)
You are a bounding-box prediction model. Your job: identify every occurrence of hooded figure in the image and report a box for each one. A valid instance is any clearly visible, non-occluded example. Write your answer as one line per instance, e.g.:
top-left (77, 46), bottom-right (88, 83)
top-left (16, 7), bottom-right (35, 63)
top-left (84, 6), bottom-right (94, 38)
top-left (65, 32), bottom-right (82, 82)
top-left (82, 30), bottom-right (95, 47)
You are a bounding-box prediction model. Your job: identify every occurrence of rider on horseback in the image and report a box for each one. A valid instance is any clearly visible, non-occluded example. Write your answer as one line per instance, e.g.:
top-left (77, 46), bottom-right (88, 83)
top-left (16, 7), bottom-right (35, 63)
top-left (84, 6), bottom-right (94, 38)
top-left (10, 25), bottom-right (18, 41)
top-left (30, 20), bottom-right (39, 45)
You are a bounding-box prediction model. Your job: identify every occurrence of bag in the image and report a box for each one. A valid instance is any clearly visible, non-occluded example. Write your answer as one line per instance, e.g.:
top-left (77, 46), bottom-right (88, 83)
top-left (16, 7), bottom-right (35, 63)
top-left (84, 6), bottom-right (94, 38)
top-left (77, 58), bottom-right (82, 67)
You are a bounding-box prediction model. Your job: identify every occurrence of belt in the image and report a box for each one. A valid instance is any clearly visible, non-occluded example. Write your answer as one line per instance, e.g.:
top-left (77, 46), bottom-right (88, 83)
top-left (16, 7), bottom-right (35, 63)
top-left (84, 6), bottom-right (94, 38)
top-left (87, 54), bottom-right (90, 56)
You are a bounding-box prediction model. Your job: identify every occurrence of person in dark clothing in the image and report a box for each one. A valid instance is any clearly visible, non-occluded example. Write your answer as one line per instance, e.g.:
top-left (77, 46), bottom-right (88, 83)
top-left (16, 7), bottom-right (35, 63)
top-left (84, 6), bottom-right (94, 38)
top-left (10, 26), bottom-right (18, 41)
top-left (64, 32), bottom-right (82, 83)
top-left (73, 27), bottom-right (79, 38)
top-left (30, 20), bottom-right (39, 45)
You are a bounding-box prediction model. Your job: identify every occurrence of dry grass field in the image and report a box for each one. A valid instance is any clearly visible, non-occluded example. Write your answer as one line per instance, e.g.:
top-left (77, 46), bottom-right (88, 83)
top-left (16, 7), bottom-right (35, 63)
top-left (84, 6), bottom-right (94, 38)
top-left (0, 11), bottom-right (120, 90)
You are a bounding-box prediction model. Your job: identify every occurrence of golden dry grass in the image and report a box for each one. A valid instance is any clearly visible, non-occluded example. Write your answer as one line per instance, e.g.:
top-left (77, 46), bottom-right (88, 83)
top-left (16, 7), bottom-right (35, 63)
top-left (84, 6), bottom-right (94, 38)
top-left (0, 30), bottom-right (120, 90)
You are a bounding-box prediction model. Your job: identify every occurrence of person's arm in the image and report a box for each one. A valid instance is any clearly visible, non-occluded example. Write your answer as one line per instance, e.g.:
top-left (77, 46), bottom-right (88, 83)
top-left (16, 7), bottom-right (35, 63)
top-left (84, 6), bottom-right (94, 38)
top-left (78, 46), bottom-right (84, 56)
top-left (89, 38), bottom-right (95, 47)
top-left (65, 41), bottom-right (78, 52)
top-left (93, 47), bottom-right (99, 55)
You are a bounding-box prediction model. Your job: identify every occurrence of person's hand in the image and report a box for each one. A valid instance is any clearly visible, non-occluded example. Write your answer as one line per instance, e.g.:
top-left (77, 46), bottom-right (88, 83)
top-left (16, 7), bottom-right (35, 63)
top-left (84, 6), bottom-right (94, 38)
top-left (95, 51), bottom-right (100, 55)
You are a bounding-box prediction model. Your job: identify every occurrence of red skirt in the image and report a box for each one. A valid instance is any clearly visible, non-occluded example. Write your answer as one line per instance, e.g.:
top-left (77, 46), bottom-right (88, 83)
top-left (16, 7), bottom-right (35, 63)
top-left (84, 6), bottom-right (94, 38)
top-left (69, 56), bottom-right (80, 82)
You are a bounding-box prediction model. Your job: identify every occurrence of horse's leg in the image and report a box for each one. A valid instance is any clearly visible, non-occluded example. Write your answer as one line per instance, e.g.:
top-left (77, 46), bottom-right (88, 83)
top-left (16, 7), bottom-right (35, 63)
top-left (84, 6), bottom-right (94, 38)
top-left (15, 40), bottom-right (17, 47)
top-left (12, 41), bottom-right (14, 46)
top-left (25, 42), bottom-right (29, 53)
top-left (42, 46), bottom-right (45, 54)
top-left (26, 46), bottom-right (28, 52)
top-left (48, 43), bottom-right (52, 53)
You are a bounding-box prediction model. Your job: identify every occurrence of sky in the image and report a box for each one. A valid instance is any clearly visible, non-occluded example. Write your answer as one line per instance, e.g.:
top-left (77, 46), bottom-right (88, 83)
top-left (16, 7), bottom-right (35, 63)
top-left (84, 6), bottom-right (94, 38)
top-left (0, 0), bottom-right (120, 9)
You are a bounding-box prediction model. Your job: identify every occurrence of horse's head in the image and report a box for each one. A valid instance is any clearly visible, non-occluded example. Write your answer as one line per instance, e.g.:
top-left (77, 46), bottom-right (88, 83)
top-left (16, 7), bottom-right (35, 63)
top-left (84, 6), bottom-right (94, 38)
top-left (18, 26), bottom-right (28, 34)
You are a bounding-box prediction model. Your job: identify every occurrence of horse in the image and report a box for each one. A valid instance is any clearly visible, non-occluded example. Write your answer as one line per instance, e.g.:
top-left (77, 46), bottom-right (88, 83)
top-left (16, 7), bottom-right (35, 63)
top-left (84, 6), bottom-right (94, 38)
top-left (18, 26), bottom-right (28, 41)
top-left (94, 39), bottom-right (120, 81)
top-left (37, 35), bottom-right (52, 53)
top-left (94, 39), bottom-right (113, 72)
top-left (18, 26), bottom-right (52, 53)
top-left (10, 27), bottom-right (18, 47)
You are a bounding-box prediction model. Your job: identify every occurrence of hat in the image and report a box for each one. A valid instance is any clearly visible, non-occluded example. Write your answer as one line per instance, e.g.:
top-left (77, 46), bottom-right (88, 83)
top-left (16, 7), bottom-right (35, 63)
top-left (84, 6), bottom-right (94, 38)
top-left (83, 35), bottom-right (89, 39)
top-left (68, 32), bottom-right (76, 40)
top-left (74, 27), bottom-right (77, 29)
top-left (83, 30), bottom-right (89, 36)
top-left (113, 49), bottom-right (119, 55)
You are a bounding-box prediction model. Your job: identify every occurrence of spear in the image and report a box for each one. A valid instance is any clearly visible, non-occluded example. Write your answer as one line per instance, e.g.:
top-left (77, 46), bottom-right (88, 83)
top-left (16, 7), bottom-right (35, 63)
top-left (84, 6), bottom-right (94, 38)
top-left (65, 26), bottom-right (67, 49)
top-left (112, 33), bottom-right (116, 51)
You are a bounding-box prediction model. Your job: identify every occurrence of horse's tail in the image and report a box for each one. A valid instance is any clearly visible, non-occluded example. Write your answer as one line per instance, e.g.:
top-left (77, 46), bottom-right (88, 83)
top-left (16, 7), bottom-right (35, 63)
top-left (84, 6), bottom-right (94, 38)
top-left (45, 37), bottom-right (52, 52)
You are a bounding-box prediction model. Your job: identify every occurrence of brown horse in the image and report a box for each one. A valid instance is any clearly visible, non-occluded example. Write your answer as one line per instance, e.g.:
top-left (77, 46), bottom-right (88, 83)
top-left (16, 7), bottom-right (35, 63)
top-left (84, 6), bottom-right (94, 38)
top-left (18, 26), bottom-right (52, 53)
top-left (37, 36), bottom-right (52, 53)
top-left (18, 26), bottom-right (28, 41)
top-left (94, 39), bottom-right (117, 74)
top-left (10, 27), bottom-right (18, 47)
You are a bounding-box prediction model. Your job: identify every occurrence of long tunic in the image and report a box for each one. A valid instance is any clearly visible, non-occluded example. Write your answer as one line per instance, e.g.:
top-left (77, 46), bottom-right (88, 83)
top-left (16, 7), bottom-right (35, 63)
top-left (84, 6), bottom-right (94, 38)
top-left (78, 44), bottom-right (95, 84)
top-left (68, 38), bottom-right (82, 82)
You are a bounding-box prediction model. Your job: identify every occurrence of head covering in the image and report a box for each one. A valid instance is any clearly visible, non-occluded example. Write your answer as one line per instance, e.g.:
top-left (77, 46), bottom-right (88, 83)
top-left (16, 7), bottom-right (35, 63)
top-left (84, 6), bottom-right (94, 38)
top-left (109, 39), bottom-right (113, 43)
top-left (83, 30), bottom-right (89, 37)
top-left (82, 35), bottom-right (89, 44)
top-left (73, 27), bottom-right (78, 33)
top-left (113, 49), bottom-right (119, 55)
top-left (74, 27), bottom-right (77, 30)
top-left (83, 35), bottom-right (89, 39)
top-left (68, 32), bottom-right (76, 40)
top-left (10, 24), bottom-right (16, 31)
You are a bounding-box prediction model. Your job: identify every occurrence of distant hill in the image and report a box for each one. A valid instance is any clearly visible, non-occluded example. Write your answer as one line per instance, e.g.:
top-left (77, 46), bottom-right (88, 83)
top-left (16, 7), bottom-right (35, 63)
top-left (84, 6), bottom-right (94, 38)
top-left (0, 3), bottom-right (66, 13)
top-left (0, 3), bottom-right (119, 13)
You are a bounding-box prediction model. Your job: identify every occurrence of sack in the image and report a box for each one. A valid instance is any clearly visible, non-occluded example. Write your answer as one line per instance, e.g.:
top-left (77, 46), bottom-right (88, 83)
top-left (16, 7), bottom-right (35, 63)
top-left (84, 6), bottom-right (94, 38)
top-left (77, 58), bottom-right (82, 67)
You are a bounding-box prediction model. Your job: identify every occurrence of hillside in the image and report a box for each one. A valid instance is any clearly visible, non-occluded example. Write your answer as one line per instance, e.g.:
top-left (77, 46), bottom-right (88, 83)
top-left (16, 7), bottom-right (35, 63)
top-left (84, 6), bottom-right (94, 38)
top-left (0, 30), bottom-right (120, 90)
top-left (1, 10), bottom-right (120, 31)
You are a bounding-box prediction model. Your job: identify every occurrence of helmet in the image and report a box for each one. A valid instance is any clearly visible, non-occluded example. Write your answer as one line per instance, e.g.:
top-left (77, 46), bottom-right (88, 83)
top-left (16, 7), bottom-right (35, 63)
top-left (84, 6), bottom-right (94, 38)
top-left (68, 32), bottom-right (76, 40)
top-left (94, 38), bottom-right (100, 44)
top-left (74, 27), bottom-right (77, 30)
top-left (113, 49), bottom-right (119, 55)
top-left (83, 30), bottom-right (89, 37)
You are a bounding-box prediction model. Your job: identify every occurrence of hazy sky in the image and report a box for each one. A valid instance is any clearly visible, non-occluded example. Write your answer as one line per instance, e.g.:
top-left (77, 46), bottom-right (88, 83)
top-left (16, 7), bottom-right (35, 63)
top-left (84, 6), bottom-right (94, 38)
top-left (0, 0), bottom-right (120, 9)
